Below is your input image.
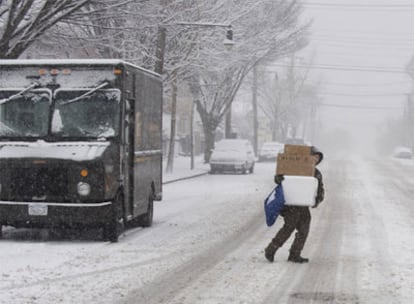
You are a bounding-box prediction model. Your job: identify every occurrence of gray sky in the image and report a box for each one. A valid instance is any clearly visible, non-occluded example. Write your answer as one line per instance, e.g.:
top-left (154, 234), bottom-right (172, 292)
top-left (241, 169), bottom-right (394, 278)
top-left (298, 1), bottom-right (414, 150)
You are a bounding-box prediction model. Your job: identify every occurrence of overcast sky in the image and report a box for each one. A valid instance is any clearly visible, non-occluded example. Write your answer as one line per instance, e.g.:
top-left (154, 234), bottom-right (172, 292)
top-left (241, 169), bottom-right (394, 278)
top-left (293, 1), bottom-right (414, 151)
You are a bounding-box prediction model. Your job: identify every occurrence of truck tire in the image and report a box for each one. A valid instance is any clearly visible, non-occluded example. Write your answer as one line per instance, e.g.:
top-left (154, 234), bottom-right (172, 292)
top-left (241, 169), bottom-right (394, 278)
top-left (103, 193), bottom-right (125, 242)
top-left (140, 193), bottom-right (154, 228)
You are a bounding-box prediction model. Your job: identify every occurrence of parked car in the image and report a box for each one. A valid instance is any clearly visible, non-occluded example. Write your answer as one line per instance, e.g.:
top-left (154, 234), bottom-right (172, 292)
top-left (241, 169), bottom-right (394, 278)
top-left (210, 139), bottom-right (255, 174)
top-left (285, 137), bottom-right (306, 145)
top-left (258, 141), bottom-right (284, 162)
top-left (392, 146), bottom-right (413, 159)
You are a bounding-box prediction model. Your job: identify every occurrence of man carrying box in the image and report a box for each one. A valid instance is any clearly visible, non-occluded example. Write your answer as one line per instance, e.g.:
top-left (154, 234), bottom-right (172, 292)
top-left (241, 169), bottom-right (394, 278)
top-left (264, 146), bottom-right (325, 263)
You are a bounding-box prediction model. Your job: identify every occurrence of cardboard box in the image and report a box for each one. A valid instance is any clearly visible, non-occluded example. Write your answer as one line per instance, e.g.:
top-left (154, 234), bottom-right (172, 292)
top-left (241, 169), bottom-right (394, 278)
top-left (276, 144), bottom-right (315, 176)
top-left (284, 144), bottom-right (311, 155)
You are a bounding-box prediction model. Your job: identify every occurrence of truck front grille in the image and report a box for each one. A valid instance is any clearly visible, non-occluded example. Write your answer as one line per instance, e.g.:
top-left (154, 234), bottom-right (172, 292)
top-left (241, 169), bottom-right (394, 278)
top-left (10, 167), bottom-right (68, 200)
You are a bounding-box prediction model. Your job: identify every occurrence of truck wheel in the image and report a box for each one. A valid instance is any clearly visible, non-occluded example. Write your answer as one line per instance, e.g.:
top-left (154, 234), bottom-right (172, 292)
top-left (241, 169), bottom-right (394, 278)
top-left (103, 193), bottom-right (125, 242)
top-left (140, 194), bottom-right (154, 228)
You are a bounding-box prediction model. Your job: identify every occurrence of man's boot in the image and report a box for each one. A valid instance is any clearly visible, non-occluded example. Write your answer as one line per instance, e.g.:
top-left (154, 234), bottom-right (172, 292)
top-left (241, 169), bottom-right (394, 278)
top-left (264, 244), bottom-right (278, 263)
top-left (287, 253), bottom-right (309, 263)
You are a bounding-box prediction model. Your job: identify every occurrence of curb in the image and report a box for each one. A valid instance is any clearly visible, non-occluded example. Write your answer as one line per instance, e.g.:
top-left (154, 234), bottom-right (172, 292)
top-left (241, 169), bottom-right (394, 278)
top-left (162, 171), bottom-right (209, 185)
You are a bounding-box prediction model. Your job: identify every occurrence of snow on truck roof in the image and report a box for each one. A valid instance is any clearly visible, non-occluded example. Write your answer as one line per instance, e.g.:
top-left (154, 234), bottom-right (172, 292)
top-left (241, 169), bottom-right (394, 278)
top-left (0, 59), bottom-right (160, 78)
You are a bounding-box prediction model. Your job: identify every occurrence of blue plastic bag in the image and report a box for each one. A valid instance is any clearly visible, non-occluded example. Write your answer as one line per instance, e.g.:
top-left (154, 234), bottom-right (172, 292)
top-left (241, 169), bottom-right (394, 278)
top-left (264, 184), bottom-right (285, 227)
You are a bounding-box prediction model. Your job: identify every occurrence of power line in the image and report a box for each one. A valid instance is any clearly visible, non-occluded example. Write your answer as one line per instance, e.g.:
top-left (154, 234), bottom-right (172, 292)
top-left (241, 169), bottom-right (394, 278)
top-left (311, 41), bottom-right (414, 51)
top-left (315, 29), bottom-right (414, 37)
top-left (307, 43), bottom-right (414, 53)
top-left (305, 49), bottom-right (411, 58)
top-left (318, 92), bottom-right (409, 97)
top-left (312, 35), bottom-right (414, 45)
top-left (317, 102), bottom-right (404, 109)
top-left (309, 81), bottom-right (411, 87)
top-left (301, 2), bottom-right (414, 9)
top-left (268, 63), bottom-right (407, 74)
top-left (309, 40), bottom-right (414, 51)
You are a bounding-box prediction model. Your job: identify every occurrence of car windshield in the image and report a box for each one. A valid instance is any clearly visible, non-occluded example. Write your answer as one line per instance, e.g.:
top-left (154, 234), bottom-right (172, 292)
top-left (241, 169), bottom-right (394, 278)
top-left (51, 89), bottom-right (121, 139)
top-left (262, 143), bottom-right (281, 149)
top-left (215, 141), bottom-right (247, 152)
top-left (0, 89), bottom-right (51, 138)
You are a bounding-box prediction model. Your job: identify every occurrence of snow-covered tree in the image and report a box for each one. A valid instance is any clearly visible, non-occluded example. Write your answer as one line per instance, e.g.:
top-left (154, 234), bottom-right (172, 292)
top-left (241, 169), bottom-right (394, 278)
top-left (14, 0), bottom-right (310, 167)
top-left (51, 1), bottom-right (159, 65)
top-left (0, 0), bottom-right (95, 59)
top-left (188, 0), bottom-right (309, 161)
top-left (258, 55), bottom-right (316, 142)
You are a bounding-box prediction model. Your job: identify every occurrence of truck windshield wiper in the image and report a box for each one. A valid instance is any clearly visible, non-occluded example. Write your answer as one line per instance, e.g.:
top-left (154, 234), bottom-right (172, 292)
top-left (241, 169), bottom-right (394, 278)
top-left (0, 82), bottom-right (40, 105)
top-left (60, 82), bottom-right (109, 106)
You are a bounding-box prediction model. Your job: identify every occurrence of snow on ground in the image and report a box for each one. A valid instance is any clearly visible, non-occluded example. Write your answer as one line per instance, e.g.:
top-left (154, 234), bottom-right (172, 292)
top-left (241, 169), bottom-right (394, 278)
top-left (324, 156), bottom-right (414, 303)
top-left (162, 156), bottom-right (210, 183)
top-left (1, 156), bottom-right (414, 303)
top-left (1, 156), bottom-right (265, 304)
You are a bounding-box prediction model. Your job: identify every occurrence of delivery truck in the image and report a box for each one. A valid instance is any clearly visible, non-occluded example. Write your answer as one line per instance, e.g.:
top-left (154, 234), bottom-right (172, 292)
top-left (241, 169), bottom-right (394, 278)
top-left (0, 59), bottom-right (163, 242)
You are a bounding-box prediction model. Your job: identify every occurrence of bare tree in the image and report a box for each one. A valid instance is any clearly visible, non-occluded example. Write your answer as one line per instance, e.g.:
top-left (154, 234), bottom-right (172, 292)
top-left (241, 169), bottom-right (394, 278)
top-left (189, 0), bottom-right (309, 162)
top-left (258, 55), bottom-right (316, 142)
top-left (0, 0), bottom-right (97, 59)
top-left (24, 0), bottom-right (310, 167)
top-left (44, 0), bottom-right (209, 172)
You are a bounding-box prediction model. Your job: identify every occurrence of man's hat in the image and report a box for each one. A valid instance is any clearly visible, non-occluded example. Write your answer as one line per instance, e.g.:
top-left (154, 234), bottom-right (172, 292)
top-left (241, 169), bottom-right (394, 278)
top-left (310, 146), bottom-right (323, 165)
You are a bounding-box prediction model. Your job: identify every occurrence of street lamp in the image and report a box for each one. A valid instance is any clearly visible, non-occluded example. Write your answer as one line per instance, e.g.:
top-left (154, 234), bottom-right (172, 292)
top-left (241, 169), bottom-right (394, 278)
top-left (223, 26), bottom-right (235, 51)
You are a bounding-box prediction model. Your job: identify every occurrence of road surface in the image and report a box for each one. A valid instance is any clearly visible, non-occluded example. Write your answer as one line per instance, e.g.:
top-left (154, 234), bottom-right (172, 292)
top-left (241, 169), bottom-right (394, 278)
top-left (1, 156), bottom-right (413, 303)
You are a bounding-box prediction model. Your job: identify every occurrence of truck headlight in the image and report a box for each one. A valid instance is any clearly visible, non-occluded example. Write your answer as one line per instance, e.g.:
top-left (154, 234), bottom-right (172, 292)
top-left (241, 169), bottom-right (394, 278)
top-left (77, 182), bottom-right (91, 196)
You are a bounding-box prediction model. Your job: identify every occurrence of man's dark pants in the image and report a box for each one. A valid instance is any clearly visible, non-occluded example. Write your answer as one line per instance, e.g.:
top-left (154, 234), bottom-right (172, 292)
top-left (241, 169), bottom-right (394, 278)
top-left (267, 206), bottom-right (311, 257)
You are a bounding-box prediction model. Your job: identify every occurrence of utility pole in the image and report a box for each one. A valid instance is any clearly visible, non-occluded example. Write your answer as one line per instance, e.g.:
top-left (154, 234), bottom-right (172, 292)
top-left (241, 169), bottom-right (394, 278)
top-left (154, 22), bottom-right (234, 173)
top-left (166, 70), bottom-right (178, 173)
top-left (190, 99), bottom-right (195, 169)
top-left (252, 64), bottom-right (258, 155)
top-left (154, 26), bottom-right (166, 75)
top-left (225, 106), bottom-right (232, 138)
top-left (287, 55), bottom-right (296, 138)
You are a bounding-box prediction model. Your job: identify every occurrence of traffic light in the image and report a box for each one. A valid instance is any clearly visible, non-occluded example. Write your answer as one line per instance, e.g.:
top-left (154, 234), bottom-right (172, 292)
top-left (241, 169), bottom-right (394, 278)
top-left (224, 26), bottom-right (234, 50)
top-left (226, 28), bottom-right (233, 41)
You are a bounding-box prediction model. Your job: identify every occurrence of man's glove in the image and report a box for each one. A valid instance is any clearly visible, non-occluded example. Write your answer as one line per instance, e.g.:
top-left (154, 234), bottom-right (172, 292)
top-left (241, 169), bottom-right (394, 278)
top-left (274, 174), bottom-right (284, 184)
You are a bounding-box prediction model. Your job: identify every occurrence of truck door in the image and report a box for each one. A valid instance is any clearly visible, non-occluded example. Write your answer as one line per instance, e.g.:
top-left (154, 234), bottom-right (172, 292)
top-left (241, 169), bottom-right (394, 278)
top-left (123, 99), bottom-right (134, 217)
top-left (133, 109), bottom-right (150, 215)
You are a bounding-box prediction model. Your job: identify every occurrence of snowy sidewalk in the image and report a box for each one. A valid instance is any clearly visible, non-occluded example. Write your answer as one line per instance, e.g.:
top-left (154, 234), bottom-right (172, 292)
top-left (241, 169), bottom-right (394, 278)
top-left (162, 156), bottom-right (210, 184)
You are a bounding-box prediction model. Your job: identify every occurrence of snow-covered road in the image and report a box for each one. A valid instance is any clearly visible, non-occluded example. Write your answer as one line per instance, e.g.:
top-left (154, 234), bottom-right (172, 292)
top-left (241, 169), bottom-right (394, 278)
top-left (1, 156), bottom-right (414, 304)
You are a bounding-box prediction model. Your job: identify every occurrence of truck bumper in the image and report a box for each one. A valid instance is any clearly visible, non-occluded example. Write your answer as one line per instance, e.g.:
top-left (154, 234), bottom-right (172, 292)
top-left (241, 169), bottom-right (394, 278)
top-left (0, 201), bottom-right (113, 228)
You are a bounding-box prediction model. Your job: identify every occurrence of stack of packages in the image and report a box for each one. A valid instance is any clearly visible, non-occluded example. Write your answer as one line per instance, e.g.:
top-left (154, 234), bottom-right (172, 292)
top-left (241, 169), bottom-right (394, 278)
top-left (276, 145), bottom-right (318, 207)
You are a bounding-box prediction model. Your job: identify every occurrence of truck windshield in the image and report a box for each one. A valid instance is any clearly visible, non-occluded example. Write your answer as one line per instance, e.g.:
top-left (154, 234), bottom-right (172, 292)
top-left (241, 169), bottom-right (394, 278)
top-left (52, 89), bottom-right (121, 139)
top-left (0, 89), bottom-right (51, 138)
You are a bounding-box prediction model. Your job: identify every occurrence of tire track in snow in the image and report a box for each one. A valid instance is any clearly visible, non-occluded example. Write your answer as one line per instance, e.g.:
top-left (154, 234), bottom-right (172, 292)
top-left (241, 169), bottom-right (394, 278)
top-left (350, 158), bottom-right (406, 303)
top-left (289, 160), bottom-right (359, 304)
top-left (123, 210), bottom-right (265, 304)
top-left (0, 254), bottom-right (167, 292)
top-left (0, 170), bottom-right (273, 304)
top-left (361, 159), bottom-right (414, 303)
top-left (0, 226), bottom-right (170, 292)
top-left (261, 160), bottom-right (360, 304)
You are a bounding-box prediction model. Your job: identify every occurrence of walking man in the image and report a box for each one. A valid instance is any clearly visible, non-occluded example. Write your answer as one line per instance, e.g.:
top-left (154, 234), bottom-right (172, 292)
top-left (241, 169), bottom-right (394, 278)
top-left (264, 146), bottom-right (325, 263)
